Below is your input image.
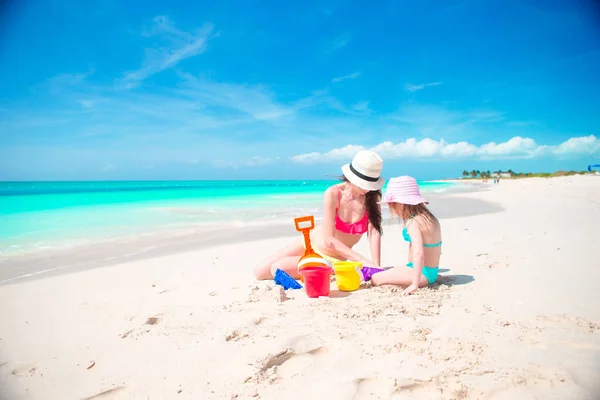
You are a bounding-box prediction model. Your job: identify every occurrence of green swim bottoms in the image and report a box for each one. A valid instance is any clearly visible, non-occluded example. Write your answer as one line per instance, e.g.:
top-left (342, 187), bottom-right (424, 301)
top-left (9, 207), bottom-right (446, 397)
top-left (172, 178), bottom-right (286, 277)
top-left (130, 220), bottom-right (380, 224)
top-left (406, 262), bottom-right (439, 285)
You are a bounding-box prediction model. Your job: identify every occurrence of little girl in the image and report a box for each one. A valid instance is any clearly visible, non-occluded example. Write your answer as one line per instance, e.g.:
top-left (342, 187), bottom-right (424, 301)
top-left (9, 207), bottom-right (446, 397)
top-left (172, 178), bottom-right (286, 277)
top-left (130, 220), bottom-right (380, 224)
top-left (371, 176), bottom-right (442, 295)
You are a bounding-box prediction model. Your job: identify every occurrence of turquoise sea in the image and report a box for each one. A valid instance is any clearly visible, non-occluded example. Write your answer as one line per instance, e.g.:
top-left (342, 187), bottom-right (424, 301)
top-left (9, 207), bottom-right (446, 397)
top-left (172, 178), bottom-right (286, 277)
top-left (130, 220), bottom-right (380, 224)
top-left (0, 180), bottom-right (453, 255)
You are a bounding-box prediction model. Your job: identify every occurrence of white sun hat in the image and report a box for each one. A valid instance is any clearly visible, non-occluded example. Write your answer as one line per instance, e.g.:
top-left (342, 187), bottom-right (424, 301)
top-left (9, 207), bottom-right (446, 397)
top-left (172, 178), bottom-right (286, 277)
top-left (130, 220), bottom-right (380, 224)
top-left (341, 150), bottom-right (385, 191)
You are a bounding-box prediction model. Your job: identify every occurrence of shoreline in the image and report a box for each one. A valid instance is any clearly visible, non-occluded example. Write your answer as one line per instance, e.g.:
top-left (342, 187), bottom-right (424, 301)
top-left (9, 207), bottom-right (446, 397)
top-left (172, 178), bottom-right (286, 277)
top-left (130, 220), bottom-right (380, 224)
top-left (0, 183), bottom-right (479, 285)
top-left (0, 179), bottom-right (454, 256)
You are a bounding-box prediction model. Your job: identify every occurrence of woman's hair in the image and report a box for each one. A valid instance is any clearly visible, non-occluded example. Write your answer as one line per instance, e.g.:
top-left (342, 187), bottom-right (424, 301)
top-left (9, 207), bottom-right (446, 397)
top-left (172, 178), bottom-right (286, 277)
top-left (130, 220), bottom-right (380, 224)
top-left (339, 176), bottom-right (383, 235)
top-left (390, 202), bottom-right (439, 230)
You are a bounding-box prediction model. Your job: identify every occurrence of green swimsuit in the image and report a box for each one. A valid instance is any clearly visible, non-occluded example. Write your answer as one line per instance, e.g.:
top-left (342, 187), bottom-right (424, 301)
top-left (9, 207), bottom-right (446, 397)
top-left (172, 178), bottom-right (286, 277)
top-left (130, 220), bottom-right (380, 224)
top-left (403, 222), bottom-right (442, 285)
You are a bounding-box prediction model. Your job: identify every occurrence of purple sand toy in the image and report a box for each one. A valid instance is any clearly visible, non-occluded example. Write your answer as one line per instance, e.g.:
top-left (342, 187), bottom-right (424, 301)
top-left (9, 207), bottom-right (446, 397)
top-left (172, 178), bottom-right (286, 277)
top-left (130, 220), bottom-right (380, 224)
top-left (360, 266), bottom-right (385, 281)
top-left (274, 269), bottom-right (303, 290)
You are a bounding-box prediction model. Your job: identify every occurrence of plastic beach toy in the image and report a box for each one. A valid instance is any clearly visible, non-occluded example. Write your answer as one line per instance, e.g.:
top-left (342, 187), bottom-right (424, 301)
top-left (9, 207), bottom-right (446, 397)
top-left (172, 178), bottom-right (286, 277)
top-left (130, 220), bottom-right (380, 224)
top-left (293, 215), bottom-right (333, 297)
top-left (298, 266), bottom-right (333, 298)
top-left (361, 266), bottom-right (385, 281)
top-left (333, 261), bottom-right (363, 291)
top-left (274, 269), bottom-right (302, 290)
top-left (333, 263), bottom-right (385, 291)
top-left (294, 216), bottom-right (333, 283)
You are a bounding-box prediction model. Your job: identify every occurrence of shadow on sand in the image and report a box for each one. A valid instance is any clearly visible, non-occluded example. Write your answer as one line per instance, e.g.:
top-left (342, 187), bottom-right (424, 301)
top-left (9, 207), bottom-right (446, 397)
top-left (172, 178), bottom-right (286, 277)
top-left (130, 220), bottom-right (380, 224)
top-left (437, 274), bottom-right (475, 286)
top-left (324, 271), bottom-right (474, 296)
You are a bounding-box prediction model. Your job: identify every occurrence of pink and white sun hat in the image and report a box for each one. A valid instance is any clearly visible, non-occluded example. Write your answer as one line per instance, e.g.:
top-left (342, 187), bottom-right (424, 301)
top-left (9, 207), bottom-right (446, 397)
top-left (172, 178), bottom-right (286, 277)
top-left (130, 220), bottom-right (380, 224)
top-left (378, 176), bottom-right (429, 205)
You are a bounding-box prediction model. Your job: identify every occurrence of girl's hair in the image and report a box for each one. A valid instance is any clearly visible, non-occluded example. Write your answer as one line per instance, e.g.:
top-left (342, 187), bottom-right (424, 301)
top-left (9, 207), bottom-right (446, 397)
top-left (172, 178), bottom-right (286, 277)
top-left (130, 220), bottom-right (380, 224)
top-left (339, 176), bottom-right (383, 235)
top-left (390, 202), bottom-right (439, 230)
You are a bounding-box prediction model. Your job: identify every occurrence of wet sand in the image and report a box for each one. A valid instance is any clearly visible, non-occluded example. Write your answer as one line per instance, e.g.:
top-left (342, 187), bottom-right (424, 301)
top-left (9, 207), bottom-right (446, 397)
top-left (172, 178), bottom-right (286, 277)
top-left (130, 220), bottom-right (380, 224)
top-left (0, 184), bottom-right (494, 285)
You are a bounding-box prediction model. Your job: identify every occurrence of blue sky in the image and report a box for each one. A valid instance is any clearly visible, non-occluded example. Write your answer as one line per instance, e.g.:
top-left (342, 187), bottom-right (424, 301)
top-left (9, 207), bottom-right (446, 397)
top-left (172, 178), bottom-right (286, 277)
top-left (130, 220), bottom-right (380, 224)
top-left (0, 0), bottom-right (599, 181)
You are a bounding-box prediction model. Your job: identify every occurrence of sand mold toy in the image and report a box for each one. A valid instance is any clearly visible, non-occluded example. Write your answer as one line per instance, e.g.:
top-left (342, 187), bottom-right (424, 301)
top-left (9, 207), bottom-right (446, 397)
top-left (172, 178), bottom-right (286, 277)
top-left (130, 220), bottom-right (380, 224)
top-left (274, 269), bottom-right (303, 290)
top-left (361, 266), bottom-right (385, 281)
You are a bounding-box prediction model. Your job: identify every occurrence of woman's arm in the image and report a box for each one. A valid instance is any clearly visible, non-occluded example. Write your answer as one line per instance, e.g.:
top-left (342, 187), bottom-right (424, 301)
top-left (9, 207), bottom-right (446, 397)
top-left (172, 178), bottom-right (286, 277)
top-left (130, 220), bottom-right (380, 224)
top-left (368, 193), bottom-right (382, 266)
top-left (368, 221), bottom-right (381, 266)
top-left (404, 220), bottom-right (424, 295)
top-left (321, 187), bottom-right (373, 264)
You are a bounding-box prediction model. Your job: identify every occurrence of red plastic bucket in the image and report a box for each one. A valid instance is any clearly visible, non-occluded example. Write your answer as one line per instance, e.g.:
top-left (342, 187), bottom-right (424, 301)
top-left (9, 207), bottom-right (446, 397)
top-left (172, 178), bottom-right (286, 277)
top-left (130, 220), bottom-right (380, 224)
top-left (298, 266), bottom-right (333, 298)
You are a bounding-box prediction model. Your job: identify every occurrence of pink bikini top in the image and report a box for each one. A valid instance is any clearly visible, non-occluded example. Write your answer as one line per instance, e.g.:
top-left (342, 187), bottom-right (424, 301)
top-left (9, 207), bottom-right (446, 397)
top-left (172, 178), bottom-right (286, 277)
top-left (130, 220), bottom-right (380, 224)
top-left (334, 186), bottom-right (369, 235)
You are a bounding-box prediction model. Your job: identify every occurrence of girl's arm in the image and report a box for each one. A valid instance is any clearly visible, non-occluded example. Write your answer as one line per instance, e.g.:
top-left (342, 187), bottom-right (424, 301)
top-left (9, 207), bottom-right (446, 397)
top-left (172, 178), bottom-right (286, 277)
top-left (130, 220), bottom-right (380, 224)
top-left (404, 220), bottom-right (424, 295)
top-left (321, 187), bottom-right (374, 265)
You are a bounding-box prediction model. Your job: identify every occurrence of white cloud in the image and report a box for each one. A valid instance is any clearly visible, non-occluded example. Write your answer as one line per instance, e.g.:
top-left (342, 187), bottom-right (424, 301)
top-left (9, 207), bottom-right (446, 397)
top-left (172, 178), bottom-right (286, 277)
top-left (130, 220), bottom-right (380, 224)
top-left (478, 137), bottom-right (538, 157)
top-left (439, 141), bottom-right (477, 157)
top-left (373, 138), bottom-right (445, 158)
top-left (176, 72), bottom-right (296, 121)
top-left (291, 144), bottom-right (366, 163)
top-left (246, 156), bottom-right (272, 166)
top-left (291, 135), bottom-right (600, 163)
top-left (404, 82), bottom-right (442, 92)
top-left (331, 72), bottom-right (360, 83)
top-left (212, 156), bottom-right (274, 169)
top-left (119, 16), bottom-right (216, 88)
top-left (548, 135), bottom-right (600, 156)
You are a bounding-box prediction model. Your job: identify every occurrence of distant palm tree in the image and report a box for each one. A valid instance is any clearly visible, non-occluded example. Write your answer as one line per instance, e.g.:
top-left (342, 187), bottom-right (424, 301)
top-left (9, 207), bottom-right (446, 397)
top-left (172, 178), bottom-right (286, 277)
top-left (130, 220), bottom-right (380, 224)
top-left (470, 170), bottom-right (478, 178)
top-left (462, 170), bottom-right (470, 178)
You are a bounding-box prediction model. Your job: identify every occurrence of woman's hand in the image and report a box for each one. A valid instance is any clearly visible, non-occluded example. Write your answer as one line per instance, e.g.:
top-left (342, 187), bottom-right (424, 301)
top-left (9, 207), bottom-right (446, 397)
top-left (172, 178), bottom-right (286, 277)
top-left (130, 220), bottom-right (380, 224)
top-left (403, 282), bottom-right (419, 296)
top-left (357, 257), bottom-right (376, 267)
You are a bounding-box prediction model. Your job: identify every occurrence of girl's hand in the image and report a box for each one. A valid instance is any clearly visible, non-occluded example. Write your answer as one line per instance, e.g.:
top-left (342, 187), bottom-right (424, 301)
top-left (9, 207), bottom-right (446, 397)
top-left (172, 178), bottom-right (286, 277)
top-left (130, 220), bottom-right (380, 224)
top-left (403, 283), bottom-right (419, 296)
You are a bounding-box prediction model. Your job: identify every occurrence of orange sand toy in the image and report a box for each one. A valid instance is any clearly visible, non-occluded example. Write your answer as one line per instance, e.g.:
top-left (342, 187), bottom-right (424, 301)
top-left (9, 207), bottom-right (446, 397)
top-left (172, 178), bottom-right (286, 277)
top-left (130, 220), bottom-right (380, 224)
top-left (294, 216), bottom-right (333, 282)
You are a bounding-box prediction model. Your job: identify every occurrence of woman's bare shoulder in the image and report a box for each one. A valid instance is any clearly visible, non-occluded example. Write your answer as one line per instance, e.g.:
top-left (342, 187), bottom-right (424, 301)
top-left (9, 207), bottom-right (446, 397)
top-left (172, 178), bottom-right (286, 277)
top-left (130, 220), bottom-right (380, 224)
top-left (325, 183), bottom-right (342, 195)
top-left (322, 184), bottom-right (341, 205)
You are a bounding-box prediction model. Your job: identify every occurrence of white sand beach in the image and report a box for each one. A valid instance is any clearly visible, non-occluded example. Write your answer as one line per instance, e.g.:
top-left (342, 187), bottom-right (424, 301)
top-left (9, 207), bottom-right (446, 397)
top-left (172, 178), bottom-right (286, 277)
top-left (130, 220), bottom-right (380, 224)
top-left (1, 175), bottom-right (599, 400)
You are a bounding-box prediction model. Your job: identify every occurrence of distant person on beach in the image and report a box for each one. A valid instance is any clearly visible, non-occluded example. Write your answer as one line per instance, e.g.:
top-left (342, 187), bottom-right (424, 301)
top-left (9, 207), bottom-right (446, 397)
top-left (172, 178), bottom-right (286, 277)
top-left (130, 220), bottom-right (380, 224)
top-left (370, 176), bottom-right (442, 295)
top-left (253, 150), bottom-right (385, 280)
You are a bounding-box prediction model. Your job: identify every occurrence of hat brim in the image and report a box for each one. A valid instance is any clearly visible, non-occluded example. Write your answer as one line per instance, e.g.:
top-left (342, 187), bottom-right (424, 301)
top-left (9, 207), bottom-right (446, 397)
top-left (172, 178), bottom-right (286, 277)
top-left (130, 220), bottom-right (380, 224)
top-left (341, 164), bottom-right (385, 191)
top-left (377, 195), bottom-right (429, 205)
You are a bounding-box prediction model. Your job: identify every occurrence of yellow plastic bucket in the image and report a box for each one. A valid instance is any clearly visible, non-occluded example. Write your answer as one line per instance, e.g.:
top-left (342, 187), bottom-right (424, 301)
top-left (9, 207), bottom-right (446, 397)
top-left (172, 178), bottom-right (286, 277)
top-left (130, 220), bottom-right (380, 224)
top-left (333, 261), bottom-right (363, 292)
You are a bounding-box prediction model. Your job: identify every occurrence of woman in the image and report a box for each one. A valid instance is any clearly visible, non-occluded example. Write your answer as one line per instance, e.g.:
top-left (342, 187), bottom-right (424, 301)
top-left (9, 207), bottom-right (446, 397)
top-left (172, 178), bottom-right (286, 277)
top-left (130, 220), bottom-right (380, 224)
top-left (371, 176), bottom-right (442, 295)
top-left (253, 150), bottom-right (386, 280)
